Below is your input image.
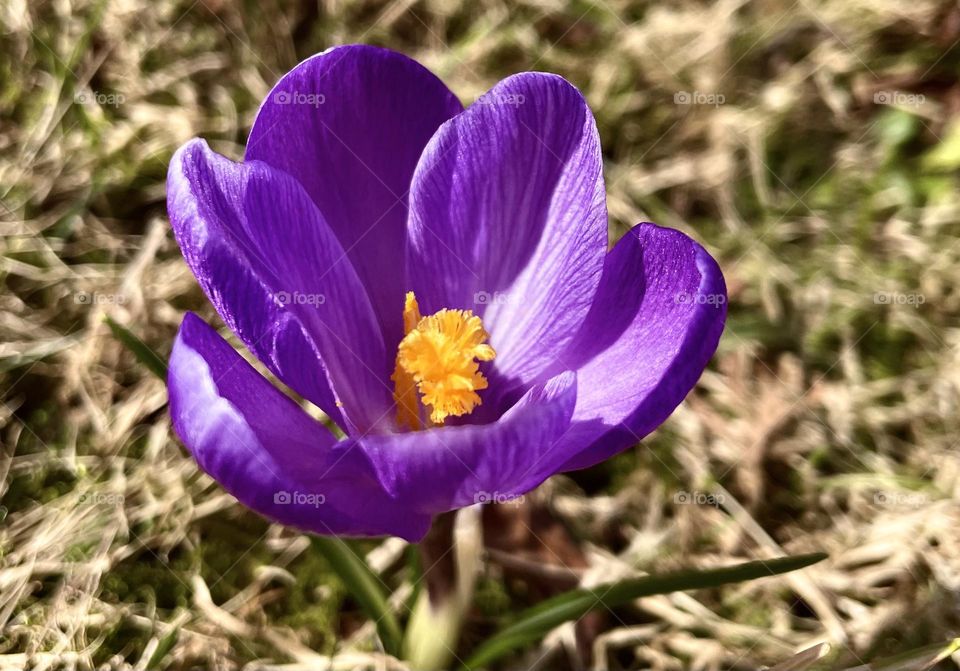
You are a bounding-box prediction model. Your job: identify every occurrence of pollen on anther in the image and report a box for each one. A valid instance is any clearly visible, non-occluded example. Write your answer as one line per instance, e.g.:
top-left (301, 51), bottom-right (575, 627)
top-left (391, 291), bottom-right (496, 426)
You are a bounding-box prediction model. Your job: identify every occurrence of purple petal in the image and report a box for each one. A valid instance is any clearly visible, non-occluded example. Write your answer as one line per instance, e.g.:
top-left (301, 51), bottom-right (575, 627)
top-left (168, 139), bottom-right (395, 435)
top-left (168, 313), bottom-right (432, 541)
top-left (246, 45), bottom-right (463, 349)
top-left (558, 223), bottom-right (727, 471)
top-left (356, 371), bottom-right (578, 514)
top-left (406, 73), bottom-right (607, 404)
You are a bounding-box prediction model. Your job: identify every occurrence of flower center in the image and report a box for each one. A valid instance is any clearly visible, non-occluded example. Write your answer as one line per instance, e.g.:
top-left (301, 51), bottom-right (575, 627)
top-left (391, 291), bottom-right (496, 429)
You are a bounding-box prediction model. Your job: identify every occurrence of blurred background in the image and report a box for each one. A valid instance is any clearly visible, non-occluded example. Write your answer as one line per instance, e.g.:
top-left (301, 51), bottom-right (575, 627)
top-left (3, 0), bottom-right (960, 669)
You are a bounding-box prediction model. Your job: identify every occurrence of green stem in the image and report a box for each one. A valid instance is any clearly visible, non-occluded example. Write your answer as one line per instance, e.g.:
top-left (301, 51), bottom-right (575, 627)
top-left (404, 511), bottom-right (479, 670)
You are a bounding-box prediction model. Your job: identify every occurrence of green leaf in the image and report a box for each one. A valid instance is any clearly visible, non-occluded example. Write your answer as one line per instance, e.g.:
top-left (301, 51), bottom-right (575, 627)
top-left (310, 536), bottom-right (403, 656)
top-left (853, 638), bottom-right (960, 671)
top-left (104, 315), bottom-right (168, 380)
top-left (461, 552), bottom-right (828, 670)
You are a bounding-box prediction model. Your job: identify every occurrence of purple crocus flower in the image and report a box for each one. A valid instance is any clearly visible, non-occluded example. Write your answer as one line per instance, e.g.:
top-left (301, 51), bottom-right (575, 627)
top-left (166, 44), bottom-right (726, 542)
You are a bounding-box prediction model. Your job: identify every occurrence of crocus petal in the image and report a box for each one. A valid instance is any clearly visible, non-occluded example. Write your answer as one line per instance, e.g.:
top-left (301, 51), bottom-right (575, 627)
top-left (169, 313), bottom-right (432, 541)
top-left (246, 44), bottom-right (463, 349)
top-left (168, 141), bottom-right (340, 425)
top-left (406, 73), bottom-right (607, 399)
top-left (356, 371), bottom-right (578, 514)
top-left (168, 139), bottom-right (395, 435)
top-left (557, 223), bottom-right (727, 471)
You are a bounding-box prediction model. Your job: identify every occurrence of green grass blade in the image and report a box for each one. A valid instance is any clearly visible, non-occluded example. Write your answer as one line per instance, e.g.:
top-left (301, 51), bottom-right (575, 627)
top-left (461, 552), bottom-right (828, 670)
top-left (104, 315), bottom-right (168, 380)
top-left (145, 622), bottom-right (182, 669)
top-left (310, 536), bottom-right (403, 656)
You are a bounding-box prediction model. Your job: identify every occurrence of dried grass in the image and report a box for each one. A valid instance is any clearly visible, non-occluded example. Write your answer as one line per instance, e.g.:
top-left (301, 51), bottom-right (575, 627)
top-left (3, 0), bottom-right (960, 668)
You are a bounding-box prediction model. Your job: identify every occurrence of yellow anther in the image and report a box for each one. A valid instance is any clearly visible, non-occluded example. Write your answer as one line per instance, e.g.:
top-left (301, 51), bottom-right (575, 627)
top-left (391, 292), bottom-right (424, 431)
top-left (391, 291), bottom-right (496, 427)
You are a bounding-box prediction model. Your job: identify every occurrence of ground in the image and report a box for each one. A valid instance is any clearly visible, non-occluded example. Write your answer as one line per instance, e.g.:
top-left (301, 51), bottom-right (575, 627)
top-left (2, 0), bottom-right (960, 669)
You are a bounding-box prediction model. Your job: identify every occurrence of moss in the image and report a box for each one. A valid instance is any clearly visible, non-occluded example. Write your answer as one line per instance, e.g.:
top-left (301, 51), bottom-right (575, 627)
top-left (101, 546), bottom-right (194, 610)
top-left (269, 546), bottom-right (344, 654)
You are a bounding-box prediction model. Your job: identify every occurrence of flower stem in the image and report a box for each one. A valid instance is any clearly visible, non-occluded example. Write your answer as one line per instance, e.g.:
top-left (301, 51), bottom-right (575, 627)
top-left (419, 510), bottom-right (458, 608)
top-left (404, 509), bottom-right (480, 670)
